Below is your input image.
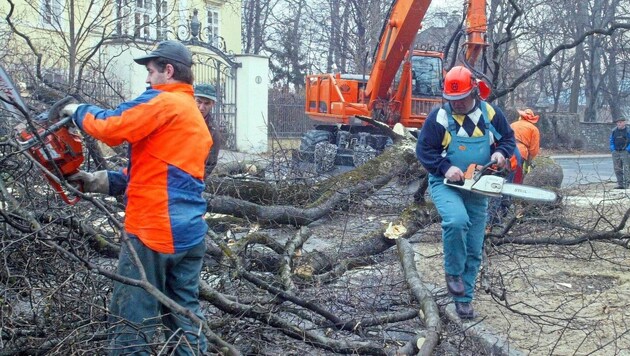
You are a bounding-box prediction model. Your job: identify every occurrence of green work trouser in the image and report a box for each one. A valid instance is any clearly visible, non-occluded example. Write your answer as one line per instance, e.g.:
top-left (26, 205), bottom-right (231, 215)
top-left (108, 235), bottom-right (207, 355)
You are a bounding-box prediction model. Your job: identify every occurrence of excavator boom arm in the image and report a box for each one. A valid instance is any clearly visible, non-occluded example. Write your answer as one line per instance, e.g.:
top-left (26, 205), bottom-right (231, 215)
top-left (464, 0), bottom-right (488, 65)
top-left (364, 0), bottom-right (488, 103)
top-left (364, 0), bottom-right (432, 102)
top-left (303, 0), bottom-right (489, 132)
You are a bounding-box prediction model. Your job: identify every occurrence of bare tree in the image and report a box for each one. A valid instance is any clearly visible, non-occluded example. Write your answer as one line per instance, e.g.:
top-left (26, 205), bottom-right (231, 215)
top-left (242, 0), bottom-right (279, 54)
top-left (266, 0), bottom-right (309, 89)
top-left (4, 0), bottom-right (630, 354)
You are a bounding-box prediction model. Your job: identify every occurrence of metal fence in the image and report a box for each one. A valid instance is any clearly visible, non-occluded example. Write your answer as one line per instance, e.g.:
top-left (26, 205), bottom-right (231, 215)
top-left (267, 91), bottom-right (314, 138)
top-left (81, 77), bottom-right (125, 107)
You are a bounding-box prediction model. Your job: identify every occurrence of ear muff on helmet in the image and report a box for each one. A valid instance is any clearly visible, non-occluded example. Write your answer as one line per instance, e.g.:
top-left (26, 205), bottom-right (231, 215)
top-left (477, 80), bottom-right (491, 100)
top-left (443, 66), bottom-right (492, 100)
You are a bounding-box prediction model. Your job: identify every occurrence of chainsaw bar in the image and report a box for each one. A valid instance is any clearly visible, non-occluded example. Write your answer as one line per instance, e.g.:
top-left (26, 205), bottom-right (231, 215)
top-left (444, 175), bottom-right (558, 203)
top-left (500, 183), bottom-right (557, 202)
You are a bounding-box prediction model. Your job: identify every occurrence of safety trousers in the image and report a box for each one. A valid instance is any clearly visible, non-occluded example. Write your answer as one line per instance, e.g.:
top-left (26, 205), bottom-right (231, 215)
top-left (429, 177), bottom-right (488, 302)
top-left (108, 235), bottom-right (207, 355)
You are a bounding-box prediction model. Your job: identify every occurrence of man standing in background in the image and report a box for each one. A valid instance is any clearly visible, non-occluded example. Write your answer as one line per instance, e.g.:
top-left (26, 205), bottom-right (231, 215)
top-left (610, 117), bottom-right (630, 189)
top-left (195, 83), bottom-right (223, 175)
top-left (511, 108), bottom-right (540, 183)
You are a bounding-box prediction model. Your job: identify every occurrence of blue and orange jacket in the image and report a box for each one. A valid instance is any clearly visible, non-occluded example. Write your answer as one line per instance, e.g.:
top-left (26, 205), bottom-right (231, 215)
top-left (73, 83), bottom-right (213, 254)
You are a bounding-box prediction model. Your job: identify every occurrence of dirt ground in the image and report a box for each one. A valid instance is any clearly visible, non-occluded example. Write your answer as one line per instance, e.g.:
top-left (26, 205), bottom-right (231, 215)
top-left (423, 184), bottom-right (630, 355)
top-left (290, 181), bottom-right (630, 355)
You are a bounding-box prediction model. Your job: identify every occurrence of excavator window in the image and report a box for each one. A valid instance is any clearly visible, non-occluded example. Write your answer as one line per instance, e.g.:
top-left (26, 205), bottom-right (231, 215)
top-left (411, 55), bottom-right (443, 97)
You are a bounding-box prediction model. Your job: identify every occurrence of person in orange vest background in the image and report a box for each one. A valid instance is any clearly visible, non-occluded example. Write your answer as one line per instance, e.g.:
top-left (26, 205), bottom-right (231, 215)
top-left (487, 108), bottom-right (539, 230)
top-left (511, 108), bottom-right (540, 183)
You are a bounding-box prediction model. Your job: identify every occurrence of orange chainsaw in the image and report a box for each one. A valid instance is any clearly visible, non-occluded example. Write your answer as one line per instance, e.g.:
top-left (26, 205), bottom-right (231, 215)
top-left (15, 114), bottom-right (84, 204)
top-left (0, 67), bottom-right (84, 204)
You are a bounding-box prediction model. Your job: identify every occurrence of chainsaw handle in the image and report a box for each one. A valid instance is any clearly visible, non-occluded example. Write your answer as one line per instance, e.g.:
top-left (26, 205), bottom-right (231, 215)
top-left (46, 176), bottom-right (81, 205)
top-left (17, 116), bottom-right (74, 149)
top-left (48, 96), bottom-right (78, 122)
top-left (473, 160), bottom-right (498, 181)
top-left (445, 179), bottom-right (465, 186)
top-left (69, 179), bottom-right (84, 194)
top-left (478, 160), bottom-right (498, 174)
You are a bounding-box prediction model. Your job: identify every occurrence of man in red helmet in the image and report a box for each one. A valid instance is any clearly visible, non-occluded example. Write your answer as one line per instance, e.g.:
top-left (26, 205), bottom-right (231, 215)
top-left (416, 66), bottom-right (515, 319)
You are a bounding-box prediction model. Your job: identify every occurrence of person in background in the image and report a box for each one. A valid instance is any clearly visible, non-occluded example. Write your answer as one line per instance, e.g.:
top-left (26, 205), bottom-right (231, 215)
top-left (63, 40), bottom-right (212, 355)
top-left (511, 108), bottom-right (540, 183)
top-left (610, 117), bottom-right (630, 189)
top-left (195, 83), bottom-right (223, 176)
top-left (416, 66), bottom-right (515, 319)
top-left (487, 108), bottom-right (540, 229)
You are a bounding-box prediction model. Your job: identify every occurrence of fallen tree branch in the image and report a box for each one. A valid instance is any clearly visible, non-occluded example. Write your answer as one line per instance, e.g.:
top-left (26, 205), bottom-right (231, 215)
top-left (207, 138), bottom-right (422, 226)
top-left (396, 238), bottom-right (441, 355)
top-left (279, 227), bottom-right (311, 290)
top-left (199, 281), bottom-right (388, 355)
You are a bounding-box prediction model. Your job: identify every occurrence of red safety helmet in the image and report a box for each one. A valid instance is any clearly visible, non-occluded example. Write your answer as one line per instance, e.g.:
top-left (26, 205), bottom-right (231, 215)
top-left (443, 66), bottom-right (476, 100)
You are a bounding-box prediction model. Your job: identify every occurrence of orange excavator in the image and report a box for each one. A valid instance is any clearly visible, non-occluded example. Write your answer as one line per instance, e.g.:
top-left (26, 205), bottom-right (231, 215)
top-left (301, 0), bottom-right (489, 168)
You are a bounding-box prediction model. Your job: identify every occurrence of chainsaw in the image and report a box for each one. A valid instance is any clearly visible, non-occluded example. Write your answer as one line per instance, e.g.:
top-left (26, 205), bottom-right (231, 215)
top-left (0, 66), bottom-right (84, 205)
top-left (444, 161), bottom-right (557, 202)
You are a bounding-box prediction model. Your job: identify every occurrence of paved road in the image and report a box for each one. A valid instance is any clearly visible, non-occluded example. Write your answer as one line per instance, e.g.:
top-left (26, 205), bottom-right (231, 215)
top-left (551, 155), bottom-right (615, 187)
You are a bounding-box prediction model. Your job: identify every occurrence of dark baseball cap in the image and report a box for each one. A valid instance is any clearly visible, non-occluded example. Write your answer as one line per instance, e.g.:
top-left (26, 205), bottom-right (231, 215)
top-left (194, 84), bottom-right (216, 101)
top-left (134, 40), bottom-right (193, 67)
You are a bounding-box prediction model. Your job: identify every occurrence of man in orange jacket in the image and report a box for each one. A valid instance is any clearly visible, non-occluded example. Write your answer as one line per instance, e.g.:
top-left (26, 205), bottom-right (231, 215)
top-left (511, 108), bottom-right (540, 183)
top-left (487, 109), bottom-right (540, 229)
top-left (63, 40), bottom-right (212, 355)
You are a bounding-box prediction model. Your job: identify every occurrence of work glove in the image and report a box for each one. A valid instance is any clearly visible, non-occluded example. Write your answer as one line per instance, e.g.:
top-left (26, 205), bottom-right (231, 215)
top-left (491, 152), bottom-right (507, 168)
top-left (60, 103), bottom-right (81, 118)
top-left (67, 170), bottom-right (109, 194)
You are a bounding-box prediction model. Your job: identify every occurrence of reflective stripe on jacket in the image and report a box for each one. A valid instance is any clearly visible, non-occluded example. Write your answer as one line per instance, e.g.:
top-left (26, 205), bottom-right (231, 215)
top-left (74, 83), bottom-right (213, 253)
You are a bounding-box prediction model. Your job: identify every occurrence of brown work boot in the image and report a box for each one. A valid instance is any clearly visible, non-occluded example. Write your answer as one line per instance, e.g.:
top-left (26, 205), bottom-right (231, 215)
top-left (445, 274), bottom-right (465, 296)
top-left (455, 302), bottom-right (475, 319)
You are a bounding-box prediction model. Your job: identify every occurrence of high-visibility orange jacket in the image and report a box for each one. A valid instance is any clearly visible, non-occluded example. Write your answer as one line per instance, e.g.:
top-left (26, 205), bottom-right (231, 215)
top-left (510, 119), bottom-right (540, 162)
top-left (73, 83), bottom-right (213, 253)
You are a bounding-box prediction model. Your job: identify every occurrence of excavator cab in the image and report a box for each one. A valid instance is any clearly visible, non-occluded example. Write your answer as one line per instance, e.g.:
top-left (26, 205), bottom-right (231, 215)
top-left (401, 50), bottom-right (444, 128)
top-left (411, 53), bottom-right (443, 97)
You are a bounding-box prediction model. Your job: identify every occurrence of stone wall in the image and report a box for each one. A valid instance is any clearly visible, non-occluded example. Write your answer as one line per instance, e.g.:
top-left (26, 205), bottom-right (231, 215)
top-left (505, 110), bottom-right (613, 153)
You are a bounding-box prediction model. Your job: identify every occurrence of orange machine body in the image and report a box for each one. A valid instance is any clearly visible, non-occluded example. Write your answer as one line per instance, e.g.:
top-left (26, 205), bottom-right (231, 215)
top-left (300, 0), bottom-right (489, 168)
top-left (304, 0), bottom-right (489, 129)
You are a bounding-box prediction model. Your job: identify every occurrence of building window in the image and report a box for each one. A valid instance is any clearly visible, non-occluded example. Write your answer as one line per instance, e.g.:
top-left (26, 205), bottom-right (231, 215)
top-left (156, 0), bottom-right (168, 40)
top-left (41, 0), bottom-right (62, 26)
top-left (135, 0), bottom-right (151, 38)
top-left (206, 7), bottom-right (219, 47)
top-left (115, 0), bottom-right (131, 37)
top-left (115, 0), bottom-right (167, 40)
